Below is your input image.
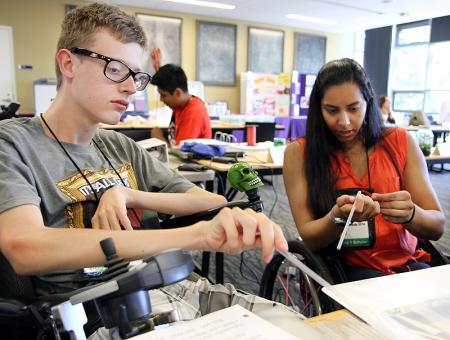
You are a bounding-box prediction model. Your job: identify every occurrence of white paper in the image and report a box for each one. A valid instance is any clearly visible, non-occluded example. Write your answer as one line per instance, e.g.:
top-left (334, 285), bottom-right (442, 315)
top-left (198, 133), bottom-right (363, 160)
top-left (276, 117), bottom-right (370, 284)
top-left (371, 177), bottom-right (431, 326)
top-left (132, 304), bottom-right (300, 339)
top-left (323, 265), bottom-right (450, 339)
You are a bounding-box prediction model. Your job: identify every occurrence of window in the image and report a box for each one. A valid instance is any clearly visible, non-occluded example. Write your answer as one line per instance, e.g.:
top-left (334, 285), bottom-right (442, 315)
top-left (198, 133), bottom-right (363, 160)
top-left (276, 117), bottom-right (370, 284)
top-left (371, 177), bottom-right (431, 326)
top-left (390, 20), bottom-right (431, 123)
top-left (393, 91), bottom-right (424, 112)
top-left (395, 20), bottom-right (431, 46)
top-left (353, 31), bottom-right (365, 66)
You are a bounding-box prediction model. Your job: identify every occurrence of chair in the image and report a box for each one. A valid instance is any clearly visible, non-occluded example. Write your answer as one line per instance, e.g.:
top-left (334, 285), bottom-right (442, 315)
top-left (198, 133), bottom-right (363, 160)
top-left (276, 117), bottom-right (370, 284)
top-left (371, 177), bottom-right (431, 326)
top-left (244, 122), bottom-right (276, 143)
top-left (0, 246), bottom-right (193, 339)
top-left (0, 252), bottom-right (62, 339)
top-left (0, 184), bottom-right (264, 338)
top-left (259, 239), bottom-right (450, 318)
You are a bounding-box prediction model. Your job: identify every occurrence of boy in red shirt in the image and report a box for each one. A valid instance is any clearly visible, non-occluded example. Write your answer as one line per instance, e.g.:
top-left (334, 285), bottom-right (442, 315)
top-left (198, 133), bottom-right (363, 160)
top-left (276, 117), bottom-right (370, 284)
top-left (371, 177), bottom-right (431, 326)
top-left (151, 64), bottom-right (212, 146)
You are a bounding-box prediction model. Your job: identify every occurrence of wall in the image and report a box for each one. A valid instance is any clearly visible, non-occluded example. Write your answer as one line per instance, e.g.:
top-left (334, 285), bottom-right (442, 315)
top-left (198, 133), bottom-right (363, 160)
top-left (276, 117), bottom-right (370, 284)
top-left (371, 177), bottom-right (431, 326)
top-left (0, 0), bottom-right (350, 113)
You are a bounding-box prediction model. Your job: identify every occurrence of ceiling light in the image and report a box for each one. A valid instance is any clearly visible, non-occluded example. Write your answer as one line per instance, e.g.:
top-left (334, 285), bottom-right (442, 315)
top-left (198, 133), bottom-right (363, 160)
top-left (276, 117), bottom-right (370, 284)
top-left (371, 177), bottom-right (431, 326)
top-left (285, 14), bottom-right (337, 25)
top-left (163, 0), bottom-right (235, 10)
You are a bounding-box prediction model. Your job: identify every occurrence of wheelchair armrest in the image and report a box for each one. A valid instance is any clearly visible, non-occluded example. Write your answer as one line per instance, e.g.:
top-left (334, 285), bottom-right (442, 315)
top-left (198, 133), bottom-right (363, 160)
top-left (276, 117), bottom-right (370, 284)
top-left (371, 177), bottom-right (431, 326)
top-left (418, 239), bottom-right (450, 266)
top-left (159, 200), bottom-right (264, 229)
top-left (0, 298), bottom-right (51, 326)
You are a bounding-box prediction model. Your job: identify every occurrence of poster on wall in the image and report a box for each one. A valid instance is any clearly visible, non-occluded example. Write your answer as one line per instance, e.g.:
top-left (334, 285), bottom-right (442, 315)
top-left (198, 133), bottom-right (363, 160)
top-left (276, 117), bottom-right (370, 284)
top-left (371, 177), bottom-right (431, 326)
top-left (294, 33), bottom-right (326, 74)
top-left (240, 72), bottom-right (290, 116)
top-left (137, 14), bottom-right (182, 74)
top-left (196, 21), bottom-right (236, 86)
top-left (247, 27), bottom-right (284, 74)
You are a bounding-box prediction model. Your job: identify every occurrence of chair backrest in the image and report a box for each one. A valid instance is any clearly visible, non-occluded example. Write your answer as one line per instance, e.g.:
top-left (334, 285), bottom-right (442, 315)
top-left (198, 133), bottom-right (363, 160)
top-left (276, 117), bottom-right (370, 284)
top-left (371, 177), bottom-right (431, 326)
top-left (0, 252), bottom-right (36, 302)
top-left (245, 122), bottom-right (276, 143)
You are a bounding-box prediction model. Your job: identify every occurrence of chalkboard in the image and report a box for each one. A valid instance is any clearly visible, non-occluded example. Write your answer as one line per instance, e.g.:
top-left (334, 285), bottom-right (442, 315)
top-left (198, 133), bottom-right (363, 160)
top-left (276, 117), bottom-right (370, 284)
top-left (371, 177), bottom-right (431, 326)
top-left (196, 21), bottom-right (236, 86)
top-left (248, 27), bottom-right (284, 74)
top-left (137, 14), bottom-right (182, 74)
top-left (294, 33), bottom-right (326, 74)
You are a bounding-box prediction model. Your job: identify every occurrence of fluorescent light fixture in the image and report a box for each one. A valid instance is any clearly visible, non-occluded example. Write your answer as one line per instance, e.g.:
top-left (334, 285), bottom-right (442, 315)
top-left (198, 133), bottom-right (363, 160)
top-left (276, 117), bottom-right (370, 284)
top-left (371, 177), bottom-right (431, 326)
top-left (285, 14), bottom-right (337, 25)
top-left (163, 0), bottom-right (235, 10)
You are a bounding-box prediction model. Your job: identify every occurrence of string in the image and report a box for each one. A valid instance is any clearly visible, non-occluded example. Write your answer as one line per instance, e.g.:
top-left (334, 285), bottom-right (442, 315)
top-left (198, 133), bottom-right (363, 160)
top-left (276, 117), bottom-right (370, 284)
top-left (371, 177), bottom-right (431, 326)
top-left (41, 114), bottom-right (100, 202)
top-left (40, 114), bottom-right (141, 226)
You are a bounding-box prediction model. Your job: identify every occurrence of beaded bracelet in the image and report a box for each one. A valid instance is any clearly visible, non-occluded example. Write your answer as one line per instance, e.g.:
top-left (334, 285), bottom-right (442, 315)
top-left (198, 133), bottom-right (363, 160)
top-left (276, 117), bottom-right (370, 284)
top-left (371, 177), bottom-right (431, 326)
top-left (402, 204), bottom-right (416, 225)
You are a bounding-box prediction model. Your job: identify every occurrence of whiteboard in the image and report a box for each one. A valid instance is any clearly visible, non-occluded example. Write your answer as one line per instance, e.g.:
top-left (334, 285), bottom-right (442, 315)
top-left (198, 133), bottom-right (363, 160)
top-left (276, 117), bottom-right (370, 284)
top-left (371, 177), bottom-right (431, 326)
top-left (0, 26), bottom-right (16, 106)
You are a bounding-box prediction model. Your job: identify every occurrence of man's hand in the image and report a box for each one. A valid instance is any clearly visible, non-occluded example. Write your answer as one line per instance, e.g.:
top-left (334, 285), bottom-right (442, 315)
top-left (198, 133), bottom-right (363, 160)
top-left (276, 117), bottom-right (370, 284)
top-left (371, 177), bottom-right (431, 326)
top-left (91, 186), bottom-right (133, 230)
top-left (372, 191), bottom-right (415, 224)
top-left (150, 47), bottom-right (162, 71)
top-left (199, 207), bottom-right (288, 263)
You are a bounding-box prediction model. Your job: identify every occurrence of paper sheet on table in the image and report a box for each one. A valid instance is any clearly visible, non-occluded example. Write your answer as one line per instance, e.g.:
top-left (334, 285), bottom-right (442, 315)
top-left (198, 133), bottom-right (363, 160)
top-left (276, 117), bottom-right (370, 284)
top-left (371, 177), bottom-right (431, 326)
top-left (322, 264), bottom-right (450, 340)
top-left (132, 304), bottom-right (301, 340)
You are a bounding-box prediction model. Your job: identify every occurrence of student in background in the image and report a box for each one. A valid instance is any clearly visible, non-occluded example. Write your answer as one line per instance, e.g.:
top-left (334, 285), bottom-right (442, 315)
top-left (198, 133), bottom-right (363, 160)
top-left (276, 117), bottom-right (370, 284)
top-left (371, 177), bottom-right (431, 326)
top-left (0, 3), bottom-right (288, 335)
top-left (379, 95), bottom-right (396, 125)
top-left (283, 58), bottom-right (444, 281)
top-left (151, 64), bottom-right (212, 146)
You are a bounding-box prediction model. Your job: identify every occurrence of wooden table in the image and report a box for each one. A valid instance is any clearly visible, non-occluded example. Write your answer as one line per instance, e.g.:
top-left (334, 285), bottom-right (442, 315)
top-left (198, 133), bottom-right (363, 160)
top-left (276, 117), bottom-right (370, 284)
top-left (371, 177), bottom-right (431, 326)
top-left (100, 122), bottom-right (285, 141)
top-left (407, 125), bottom-right (450, 146)
top-left (101, 121), bottom-right (285, 130)
top-left (306, 309), bottom-right (385, 339)
top-left (168, 154), bottom-right (215, 186)
top-left (425, 154), bottom-right (450, 171)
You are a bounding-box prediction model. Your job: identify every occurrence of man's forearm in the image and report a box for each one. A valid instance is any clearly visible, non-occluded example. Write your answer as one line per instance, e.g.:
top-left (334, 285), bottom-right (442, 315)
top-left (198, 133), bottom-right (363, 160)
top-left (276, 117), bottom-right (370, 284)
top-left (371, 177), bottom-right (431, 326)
top-left (5, 224), bottom-right (205, 275)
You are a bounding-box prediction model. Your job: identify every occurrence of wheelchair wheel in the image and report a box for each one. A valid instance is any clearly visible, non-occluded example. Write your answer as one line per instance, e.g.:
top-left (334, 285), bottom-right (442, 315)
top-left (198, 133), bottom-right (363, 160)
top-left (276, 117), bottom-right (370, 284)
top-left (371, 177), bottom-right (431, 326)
top-left (259, 240), bottom-right (339, 317)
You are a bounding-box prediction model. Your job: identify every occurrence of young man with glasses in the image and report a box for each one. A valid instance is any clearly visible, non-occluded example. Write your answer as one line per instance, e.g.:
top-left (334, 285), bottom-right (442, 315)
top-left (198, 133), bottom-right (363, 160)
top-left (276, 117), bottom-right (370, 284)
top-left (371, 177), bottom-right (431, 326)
top-left (0, 3), bottom-right (287, 335)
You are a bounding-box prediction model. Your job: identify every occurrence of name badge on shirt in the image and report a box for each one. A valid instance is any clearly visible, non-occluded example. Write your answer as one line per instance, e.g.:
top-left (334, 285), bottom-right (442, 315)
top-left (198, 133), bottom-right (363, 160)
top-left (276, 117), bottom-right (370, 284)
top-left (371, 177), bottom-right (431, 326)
top-left (343, 220), bottom-right (375, 249)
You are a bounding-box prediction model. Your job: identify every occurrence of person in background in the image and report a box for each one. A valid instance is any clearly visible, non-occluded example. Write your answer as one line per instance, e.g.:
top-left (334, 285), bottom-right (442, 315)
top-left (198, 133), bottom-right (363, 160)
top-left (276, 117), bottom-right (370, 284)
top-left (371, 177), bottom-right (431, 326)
top-left (150, 64), bottom-right (212, 146)
top-left (0, 3), bottom-right (288, 336)
top-left (283, 58), bottom-right (444, 282)
top-left (150, 47), bottom-right (162, 71)
top-left (379, 95), bottom-right (396, 125)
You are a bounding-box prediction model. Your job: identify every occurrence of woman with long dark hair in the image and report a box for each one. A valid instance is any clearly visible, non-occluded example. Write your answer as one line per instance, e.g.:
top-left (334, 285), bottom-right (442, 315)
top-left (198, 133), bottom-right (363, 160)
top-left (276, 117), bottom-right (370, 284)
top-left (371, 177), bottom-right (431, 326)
top-left (283, 58), bottom-right (444, 281)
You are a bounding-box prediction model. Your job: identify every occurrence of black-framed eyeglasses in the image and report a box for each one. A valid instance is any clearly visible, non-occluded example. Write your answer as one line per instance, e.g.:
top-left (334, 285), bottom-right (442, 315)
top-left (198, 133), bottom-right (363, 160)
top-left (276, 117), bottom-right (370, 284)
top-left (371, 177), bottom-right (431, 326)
top-left (70, 48), bottom-right (151, 91)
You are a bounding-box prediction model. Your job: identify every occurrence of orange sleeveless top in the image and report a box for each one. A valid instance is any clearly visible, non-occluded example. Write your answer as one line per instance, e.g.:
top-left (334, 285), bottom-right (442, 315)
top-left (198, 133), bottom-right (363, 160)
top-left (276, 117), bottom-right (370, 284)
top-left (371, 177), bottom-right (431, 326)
top-left (299, 128), bottom-right (429, 274)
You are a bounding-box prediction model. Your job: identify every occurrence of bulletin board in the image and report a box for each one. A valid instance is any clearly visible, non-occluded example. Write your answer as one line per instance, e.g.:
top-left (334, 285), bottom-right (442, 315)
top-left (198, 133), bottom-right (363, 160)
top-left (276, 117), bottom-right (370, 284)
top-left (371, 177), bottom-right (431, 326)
top-left (248, 27), bottom-right (284, 74)
top-left (137, 14), bottom-right (182, 74)
top-left (294, 33), bottom-right (326, 74)
top-left (196, 21), bottom-right (236, 86)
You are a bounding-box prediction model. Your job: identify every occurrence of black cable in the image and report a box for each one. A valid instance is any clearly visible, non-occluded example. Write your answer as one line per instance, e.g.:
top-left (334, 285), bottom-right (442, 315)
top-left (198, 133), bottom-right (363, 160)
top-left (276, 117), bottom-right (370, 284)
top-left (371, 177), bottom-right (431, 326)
top-left (41, 114), bottom-right (141, 226)
top-left (268, 168), bottom-right (278, 218)
top-left (41, 114), bottom-right (100, 202)
top-left (239, 252), bottom-right (260, 285)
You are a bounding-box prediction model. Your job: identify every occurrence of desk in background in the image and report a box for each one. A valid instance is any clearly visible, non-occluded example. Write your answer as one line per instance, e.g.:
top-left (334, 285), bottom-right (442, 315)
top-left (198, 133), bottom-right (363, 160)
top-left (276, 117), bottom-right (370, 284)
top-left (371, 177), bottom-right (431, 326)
top-left (406, 125), bottom-right (450, 146)
top-left (100, 121), bottom-right (286, 142)
top-left (425, 154), bottom-right (450, 171)
top-left (168, 154), bottom-right (215, 191)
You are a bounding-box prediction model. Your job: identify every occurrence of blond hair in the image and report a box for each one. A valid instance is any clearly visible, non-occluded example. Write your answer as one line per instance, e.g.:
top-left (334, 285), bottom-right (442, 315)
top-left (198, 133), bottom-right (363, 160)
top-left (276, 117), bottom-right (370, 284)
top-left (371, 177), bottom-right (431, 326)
top-left (56, 2), bottom-right (147, 89)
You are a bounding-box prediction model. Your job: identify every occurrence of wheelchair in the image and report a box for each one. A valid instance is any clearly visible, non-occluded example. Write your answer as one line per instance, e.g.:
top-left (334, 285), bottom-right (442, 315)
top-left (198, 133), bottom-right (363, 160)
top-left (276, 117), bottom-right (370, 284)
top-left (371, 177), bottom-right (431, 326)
top-left (0, 240), bottom-right (195, 340)
top-left (0, 102), bottom-right (20, 121)
top-left (259, 238), bottom-right (450, 318)
top-left (0, 162), bottom-right (265, 339)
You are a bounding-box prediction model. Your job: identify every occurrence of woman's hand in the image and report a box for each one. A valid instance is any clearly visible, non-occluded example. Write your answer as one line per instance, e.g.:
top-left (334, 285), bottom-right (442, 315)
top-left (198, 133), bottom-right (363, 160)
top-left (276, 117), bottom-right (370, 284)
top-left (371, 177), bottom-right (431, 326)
top-left (372, 191), bottom-right (415, 224)
top-left (333, 193), bottom-right (380, 222)
top-left (91, 186), bottom-right (133, 231)
top-left (199, 207), bottom-right (288, 263)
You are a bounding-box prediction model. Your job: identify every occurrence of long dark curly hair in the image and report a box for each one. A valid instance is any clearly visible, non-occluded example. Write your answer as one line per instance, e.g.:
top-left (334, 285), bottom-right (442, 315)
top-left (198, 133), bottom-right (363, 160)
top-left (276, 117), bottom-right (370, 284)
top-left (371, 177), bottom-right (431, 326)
top-left (305, 58), bottom-right (384, 218)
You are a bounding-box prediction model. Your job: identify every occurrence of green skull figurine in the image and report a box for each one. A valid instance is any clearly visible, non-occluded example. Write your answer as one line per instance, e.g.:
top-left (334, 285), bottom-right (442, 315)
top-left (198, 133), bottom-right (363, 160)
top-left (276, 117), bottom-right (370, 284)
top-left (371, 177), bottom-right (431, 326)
top-left (227, 162), bottom-right (264, 192)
